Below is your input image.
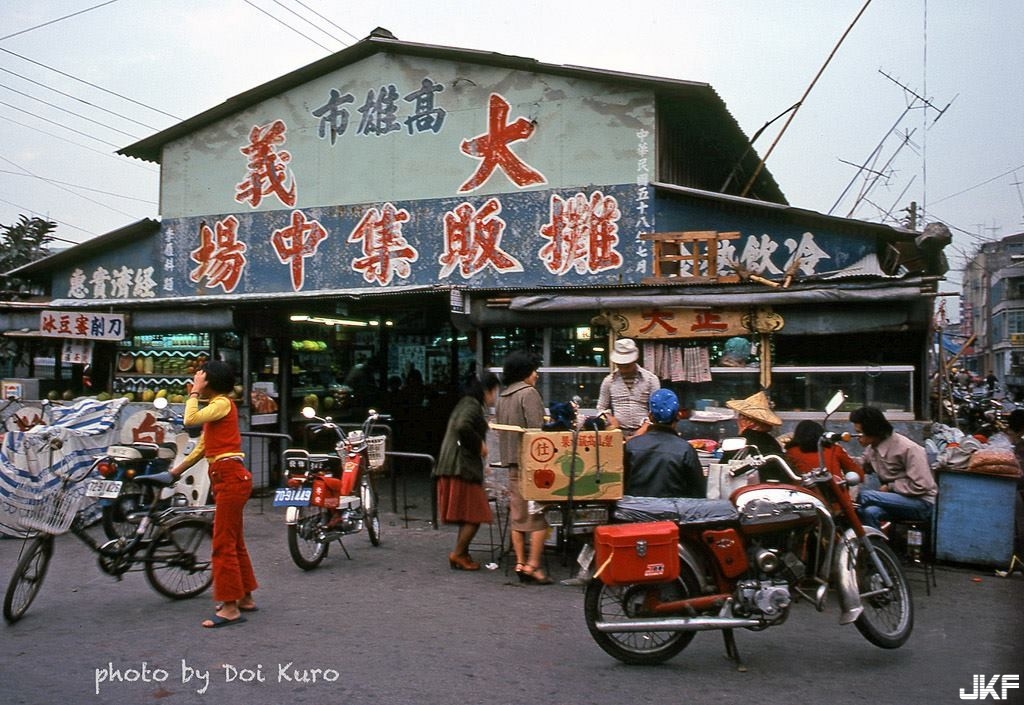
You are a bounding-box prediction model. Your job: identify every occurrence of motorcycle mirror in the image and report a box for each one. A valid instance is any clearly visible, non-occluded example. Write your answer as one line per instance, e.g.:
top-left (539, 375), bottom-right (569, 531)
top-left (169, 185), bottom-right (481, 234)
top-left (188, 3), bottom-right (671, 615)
top-left (301, 406), bottom-right (317, 419)
top-left (843, 470), bottom-right (862, 487)
top-left (824, 390), bottom-right (846, 417)
top-left (153, 397), bottom-right (169, 411)
top-left (719, 437), bottom-right (747, 453)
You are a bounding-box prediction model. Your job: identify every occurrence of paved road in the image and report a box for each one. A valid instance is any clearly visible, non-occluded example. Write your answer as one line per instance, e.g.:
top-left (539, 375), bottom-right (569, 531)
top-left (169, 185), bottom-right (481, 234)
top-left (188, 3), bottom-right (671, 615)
top-left (1, 478), bottom-right (1022, 705)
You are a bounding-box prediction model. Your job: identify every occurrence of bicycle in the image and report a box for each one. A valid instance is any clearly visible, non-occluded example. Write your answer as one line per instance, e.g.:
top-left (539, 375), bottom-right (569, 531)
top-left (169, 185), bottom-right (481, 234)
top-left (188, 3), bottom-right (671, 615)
top-left (274, 408), bottom-right (389, 570)
top-left (3, 445), bottom-right (214, 624)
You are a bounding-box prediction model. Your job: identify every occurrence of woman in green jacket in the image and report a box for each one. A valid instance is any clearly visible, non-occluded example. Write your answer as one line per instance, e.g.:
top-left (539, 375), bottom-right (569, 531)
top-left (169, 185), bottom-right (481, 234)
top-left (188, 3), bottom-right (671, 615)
top-left (434, 373), bottom-right (501, 571)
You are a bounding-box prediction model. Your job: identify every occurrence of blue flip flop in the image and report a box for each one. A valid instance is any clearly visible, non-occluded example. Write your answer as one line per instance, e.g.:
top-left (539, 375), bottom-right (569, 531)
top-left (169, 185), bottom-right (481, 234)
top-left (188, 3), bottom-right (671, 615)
top-left (202, 614), bottom-right (247, 629)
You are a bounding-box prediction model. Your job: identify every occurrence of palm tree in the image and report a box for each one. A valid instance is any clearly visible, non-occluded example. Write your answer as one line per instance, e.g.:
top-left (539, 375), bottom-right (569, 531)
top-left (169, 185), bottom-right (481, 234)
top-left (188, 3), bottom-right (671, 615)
top-left (0, 215), bottom-right (56, 299)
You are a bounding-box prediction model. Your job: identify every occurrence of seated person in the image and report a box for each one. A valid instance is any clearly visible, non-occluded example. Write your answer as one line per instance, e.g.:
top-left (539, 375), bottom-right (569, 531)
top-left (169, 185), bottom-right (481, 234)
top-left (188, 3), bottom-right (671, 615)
top-left (624, 389), bottom-right (705, 498)
top-left (785, 419), bottom-right (864, 481)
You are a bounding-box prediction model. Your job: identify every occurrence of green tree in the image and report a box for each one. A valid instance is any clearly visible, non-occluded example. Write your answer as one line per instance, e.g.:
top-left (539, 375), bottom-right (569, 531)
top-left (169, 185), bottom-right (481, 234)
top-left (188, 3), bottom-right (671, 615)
top-left (0, 215), bottom-right (56, 299)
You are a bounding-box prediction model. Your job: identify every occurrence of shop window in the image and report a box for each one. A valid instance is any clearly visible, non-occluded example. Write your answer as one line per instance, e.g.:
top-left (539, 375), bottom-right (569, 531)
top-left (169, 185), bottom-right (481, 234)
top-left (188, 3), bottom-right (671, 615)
top-left (640, 231), bottom-right (741, 284)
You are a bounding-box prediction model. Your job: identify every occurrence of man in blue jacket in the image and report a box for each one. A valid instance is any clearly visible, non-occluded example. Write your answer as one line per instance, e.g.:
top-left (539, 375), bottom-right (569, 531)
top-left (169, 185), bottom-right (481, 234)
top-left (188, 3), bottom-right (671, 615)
top-left (624, 389), bottom-right (705, 498)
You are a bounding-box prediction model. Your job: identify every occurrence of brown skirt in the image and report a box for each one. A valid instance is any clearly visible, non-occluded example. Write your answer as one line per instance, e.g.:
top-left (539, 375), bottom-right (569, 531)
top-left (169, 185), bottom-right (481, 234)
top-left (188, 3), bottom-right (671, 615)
top-left (436, 476), bottom-right (493, 525)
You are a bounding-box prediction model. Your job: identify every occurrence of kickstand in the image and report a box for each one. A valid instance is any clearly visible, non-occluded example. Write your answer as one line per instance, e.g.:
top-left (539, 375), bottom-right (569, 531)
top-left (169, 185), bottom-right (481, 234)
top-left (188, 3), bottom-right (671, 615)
top-left (722, 629), bottom-right (746, 672)
top-left (337, 537), bottom-right (351, 560)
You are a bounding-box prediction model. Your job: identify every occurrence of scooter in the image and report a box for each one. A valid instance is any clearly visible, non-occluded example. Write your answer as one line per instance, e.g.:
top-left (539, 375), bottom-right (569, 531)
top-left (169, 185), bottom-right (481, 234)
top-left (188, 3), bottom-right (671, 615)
top-left (583, 391), bottom-right (913, 668)
top-left (91, 398), bottom-right (209, 539)
top-left (274, 408), bottom-right (388, 570)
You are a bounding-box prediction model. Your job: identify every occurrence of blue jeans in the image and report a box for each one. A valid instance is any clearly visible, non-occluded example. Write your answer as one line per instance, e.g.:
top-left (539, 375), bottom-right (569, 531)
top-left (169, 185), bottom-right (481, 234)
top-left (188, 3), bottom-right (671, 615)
top-left (857, 489), bottom-right (933, 529)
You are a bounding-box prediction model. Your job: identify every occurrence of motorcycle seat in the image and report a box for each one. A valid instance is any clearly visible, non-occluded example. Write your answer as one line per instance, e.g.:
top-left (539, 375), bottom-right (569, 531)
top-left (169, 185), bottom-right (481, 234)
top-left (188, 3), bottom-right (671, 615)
top-left (613, 496), bottom-right (739, 526)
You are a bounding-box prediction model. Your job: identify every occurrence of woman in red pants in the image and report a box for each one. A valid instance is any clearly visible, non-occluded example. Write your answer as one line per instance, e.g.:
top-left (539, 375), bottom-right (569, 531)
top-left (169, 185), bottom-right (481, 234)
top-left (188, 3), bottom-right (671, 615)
top-left (170, 360), bottom-right (258, 628)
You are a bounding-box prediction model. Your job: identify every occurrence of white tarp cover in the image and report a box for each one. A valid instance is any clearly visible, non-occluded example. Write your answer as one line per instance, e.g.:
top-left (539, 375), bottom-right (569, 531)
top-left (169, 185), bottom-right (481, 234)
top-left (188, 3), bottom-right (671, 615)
top-left (0, 397), bottom-right (128, 536)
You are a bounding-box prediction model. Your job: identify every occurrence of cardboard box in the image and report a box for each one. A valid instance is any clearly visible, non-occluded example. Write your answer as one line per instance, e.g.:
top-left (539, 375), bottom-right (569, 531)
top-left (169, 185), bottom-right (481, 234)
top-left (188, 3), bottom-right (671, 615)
top-left (594, 521), bottom-right (680, 585)
top-left (519, 429), bottom-right (624, 501)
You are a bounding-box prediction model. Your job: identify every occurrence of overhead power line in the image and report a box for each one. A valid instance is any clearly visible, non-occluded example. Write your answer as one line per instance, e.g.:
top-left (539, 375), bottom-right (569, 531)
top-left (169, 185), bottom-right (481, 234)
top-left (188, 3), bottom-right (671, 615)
top-left (0, 99), bottom-right (120, 148)
top-left (0, 0), bottom-right (121, 42)
top-left (0, 47), bottom-right (181, 121)
top-left (0, 81), bottom-right (142, 139)
top-left (0, 169), bottom-right (156, 204)
top-left (242, 0), bottom-right (336, 53)
top-left (0, 154), bottom-right (138, 219)
top-left (291, 0), bottom-right (361, 42)
top-left (269, 0), bottom-right (348, 47)
top-left (0, 112), bottom-right (157, 172)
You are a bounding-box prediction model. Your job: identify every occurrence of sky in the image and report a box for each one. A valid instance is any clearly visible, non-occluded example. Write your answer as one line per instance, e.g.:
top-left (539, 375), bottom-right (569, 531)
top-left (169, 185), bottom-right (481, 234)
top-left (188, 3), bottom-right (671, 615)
top-left (1, 0), bottom-right (1022, 317)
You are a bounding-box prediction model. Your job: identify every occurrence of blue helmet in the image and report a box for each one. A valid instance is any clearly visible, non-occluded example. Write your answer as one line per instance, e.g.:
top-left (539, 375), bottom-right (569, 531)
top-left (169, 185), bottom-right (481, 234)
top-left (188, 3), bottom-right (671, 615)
top-left (648, 389), bottom-right (679, 424)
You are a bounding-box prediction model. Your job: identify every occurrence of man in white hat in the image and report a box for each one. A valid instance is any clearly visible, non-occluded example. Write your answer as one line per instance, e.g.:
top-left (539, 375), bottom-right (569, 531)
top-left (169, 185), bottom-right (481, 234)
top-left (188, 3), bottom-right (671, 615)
top-left (597, 338), bottom-right (660, 439)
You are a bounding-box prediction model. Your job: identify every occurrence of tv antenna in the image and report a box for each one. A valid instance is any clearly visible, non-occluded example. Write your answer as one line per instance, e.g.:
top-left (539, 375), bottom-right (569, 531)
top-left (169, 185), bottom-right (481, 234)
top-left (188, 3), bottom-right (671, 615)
top-left (829, 69), bottom-right (955, 224)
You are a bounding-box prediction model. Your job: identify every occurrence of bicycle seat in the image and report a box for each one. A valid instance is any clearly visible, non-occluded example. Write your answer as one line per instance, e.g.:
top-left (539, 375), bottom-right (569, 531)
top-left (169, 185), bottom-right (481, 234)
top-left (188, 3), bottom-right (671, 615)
top-left (134, 471), bottom-right (176, 488)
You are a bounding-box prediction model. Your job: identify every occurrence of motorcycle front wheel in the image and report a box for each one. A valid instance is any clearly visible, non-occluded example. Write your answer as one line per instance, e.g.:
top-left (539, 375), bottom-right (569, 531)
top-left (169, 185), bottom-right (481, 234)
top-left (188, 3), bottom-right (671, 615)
top-left (101, 494), bottom-right (142, 539)
top-left (144, 518), bottom-right (213, 599)
top-left (4, 535), bottom-right (54, 624)
top-left (361, 476), bottom-right (381, 546)
top-left (853, 535), bottom-right (914, 648)
top-left (287, 505), bottom-right (329, 570)
top-left (583, 566), bottom-right (699, 665)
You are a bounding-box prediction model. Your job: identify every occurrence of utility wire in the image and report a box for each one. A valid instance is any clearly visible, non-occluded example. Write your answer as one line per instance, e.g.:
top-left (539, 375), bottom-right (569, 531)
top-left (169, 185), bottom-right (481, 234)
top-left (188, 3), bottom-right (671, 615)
top-left (930, 164), bottom-right (1024, 206)
top-left (0, 155), bottom-right (138, 219)
top-left (0, 169), bottom-right (156, 204)
top-left (0, 47), bottom-right (181, 121)
top-left (0, 81), bottom-right (142, 139)
top-left (0, 196), bottom-right (99, 240)
top-left (0, 66), bottom-right (161, 131)
top-left (0, 99), bottom-right (120, 147)
top-left (0, 112), bottom-right (157, 172)
top-left (291, 0), bottom-right (361, 42)
top-left (0, 0), bottom-right (121, 42)
top-left (242, 0), bottom-right (335, 53)
top-left (269, 0), bottom-right (347, 47)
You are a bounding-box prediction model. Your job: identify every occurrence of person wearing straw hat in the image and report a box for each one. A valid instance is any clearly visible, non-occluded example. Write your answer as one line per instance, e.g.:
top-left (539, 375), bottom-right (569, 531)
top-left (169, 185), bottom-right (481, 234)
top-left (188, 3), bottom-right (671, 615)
top-left (724, 390), bottom-right (784, 458)
top-left (597, 338), bottom-right (660, 439)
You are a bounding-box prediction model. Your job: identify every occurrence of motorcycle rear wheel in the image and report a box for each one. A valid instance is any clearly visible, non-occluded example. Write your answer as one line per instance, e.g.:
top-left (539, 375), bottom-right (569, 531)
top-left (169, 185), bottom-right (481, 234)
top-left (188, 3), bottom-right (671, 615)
top-left (144, 518), bottom-right (213, 599)
top-left (853, 535), bottom-right (913, 648)
top-left (4, 535), bottom-right (54, 624)
top-left (583, 566), bottom-right (699, 665)
top-left (287, 505), bottom-right (329, 570)
top-left (101, 495), bottom-right (141, 540)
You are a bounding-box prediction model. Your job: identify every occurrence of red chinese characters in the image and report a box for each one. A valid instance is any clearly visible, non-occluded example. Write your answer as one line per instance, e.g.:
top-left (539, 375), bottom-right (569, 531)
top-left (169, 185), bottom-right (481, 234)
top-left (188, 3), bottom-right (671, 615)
top-left (439, 198), bottom-right (523, 278)
top-left (348, 204), bottom-right (418, 286)
top-left (190, 216), bottom-right (248, 293)
top-left (131, 413), bottom-right (167, 445)
top-left (639, 309), bottom-right (679, 335)
top-left (539, 191), bottom-right (623, 275)
top-left (459, 93), bottom-right (545, 193)
top-left (271, 211), bottom-right (329, 291)
top-left (235, 120), bottom-right (297, 208)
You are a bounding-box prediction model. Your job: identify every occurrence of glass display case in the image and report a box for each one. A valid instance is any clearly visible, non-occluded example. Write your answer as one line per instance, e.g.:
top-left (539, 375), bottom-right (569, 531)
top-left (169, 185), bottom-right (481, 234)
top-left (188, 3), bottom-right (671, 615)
top-left (114, 333), bottom-right (210, 401)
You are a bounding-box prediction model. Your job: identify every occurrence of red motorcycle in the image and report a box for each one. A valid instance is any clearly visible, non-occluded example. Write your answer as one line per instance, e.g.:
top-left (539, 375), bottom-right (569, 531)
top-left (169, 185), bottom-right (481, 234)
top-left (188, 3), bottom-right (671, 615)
top-left (584, 391), bottom-right (913, 667)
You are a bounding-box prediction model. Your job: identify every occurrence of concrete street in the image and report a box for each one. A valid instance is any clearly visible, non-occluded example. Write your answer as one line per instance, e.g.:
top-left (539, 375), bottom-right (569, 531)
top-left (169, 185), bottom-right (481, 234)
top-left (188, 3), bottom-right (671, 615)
top-left (1, 475), bottom-right (1022, 705)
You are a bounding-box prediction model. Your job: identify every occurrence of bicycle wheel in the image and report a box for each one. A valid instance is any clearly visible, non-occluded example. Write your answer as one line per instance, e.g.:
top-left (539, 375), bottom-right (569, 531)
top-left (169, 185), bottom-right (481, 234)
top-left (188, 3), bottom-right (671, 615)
top-left (4, 535), bottom-right (55, 624)
top-left (287, 504), bottom-right (329, 570)
top-left (361, 475), bottom-right (381, 546)
top-left (144, 518), bottom-right (213, 599)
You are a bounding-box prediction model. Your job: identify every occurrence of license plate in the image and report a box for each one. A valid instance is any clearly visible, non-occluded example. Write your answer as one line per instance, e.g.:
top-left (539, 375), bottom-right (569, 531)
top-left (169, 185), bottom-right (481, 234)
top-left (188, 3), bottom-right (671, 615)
top-left (273, 487), bottom-right (312, 507)
top-left (86, 479), bottom-right (123, 499)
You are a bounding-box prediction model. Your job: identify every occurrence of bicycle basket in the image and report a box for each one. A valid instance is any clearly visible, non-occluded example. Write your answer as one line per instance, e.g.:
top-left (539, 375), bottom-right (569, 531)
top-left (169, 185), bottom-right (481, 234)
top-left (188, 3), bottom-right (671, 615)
top-left (366, 435), bottom-right (387, 470)
top-left (17, 482), bottom-right (88, 535)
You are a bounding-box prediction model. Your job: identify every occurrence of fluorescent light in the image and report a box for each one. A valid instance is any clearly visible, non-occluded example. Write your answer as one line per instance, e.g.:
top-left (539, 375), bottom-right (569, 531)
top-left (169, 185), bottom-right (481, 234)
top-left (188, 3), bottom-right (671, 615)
top-left (290, 314), bottom-right (368, 327)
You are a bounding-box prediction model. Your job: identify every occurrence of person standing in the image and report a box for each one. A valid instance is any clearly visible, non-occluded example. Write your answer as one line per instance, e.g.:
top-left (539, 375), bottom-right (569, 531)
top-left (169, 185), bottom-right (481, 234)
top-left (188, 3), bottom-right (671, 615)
top-left (434, 373), bottom-right (501, 571)
top-left (597, 338), bottom-right (661, 439)
top-left (624, 389), bottom-right (705, 498)
top-left (495, 350), bottom-right (552, 585)
top-left (849, 406), bottom-right (937, 530)
top-left (169, 360), bottom-right (257, 628)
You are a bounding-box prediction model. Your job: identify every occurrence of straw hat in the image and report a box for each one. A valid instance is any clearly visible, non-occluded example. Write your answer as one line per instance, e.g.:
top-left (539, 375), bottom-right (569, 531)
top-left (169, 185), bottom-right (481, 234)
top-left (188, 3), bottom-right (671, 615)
top-left (726, 391), bottom-right (781, 427)
top-left (610, 338), bottom-right (639, 364)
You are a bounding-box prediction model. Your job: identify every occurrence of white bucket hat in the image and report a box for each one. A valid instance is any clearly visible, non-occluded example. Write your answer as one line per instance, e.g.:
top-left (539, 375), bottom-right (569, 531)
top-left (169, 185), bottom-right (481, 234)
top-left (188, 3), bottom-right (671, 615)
top-left (610, 338), bottom-right (639, 365)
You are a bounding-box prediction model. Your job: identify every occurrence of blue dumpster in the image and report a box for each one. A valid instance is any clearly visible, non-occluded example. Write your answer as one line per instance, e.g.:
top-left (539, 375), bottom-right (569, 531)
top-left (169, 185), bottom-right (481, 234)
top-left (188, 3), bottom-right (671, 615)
top-left (934, 470), bottom-right (1016, 567)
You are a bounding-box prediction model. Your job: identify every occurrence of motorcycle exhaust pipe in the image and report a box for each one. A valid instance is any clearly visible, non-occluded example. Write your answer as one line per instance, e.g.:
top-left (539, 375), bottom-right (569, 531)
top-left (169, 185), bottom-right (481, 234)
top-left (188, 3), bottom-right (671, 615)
top-left (593, 616), bottom-right (762, 633)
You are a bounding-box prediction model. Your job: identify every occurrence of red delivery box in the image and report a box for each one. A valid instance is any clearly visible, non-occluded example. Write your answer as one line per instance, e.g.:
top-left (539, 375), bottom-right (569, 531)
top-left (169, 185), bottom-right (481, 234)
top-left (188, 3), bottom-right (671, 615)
top-left (593, 521), bottom-right (680, 585)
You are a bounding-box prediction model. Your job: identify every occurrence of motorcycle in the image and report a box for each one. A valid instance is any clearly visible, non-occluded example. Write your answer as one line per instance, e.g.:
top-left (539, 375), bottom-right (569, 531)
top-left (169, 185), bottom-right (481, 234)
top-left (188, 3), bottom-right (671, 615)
top-left (92, 398), bottom-right (209, 539)
top-left (583, 390), bottom-right (913, 667)
top-left (274, 407), bottom-right (388, 570)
